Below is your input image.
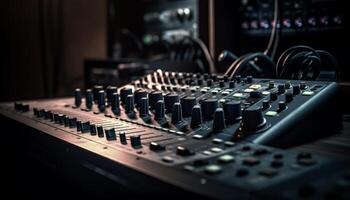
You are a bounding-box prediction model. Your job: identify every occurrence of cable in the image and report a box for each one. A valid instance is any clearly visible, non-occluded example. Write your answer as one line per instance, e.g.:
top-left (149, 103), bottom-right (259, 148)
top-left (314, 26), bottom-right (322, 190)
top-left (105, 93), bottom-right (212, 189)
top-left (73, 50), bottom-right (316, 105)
top-left (185, 36), bottom-right (216, 73)
top-left (264, 0), bottom-right (280, 60)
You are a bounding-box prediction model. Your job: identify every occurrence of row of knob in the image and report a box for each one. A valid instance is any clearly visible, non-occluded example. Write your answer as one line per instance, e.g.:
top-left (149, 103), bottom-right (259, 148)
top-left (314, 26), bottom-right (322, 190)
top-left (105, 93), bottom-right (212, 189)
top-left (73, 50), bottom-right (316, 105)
top-left (74, 86), bottom-right (268, 134)
top-left (32, 108), bottom-right (143, 148)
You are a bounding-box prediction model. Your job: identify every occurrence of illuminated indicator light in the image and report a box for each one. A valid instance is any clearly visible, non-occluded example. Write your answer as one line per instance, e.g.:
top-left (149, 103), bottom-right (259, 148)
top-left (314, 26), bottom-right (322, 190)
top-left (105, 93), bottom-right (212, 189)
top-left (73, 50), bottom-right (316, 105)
top-left (210, 147), bottom-right (223, 153)
top-left (262, 91), bottom-right (270, 95)
top-left (244, 88), bottom-right (254, 93)
top-left (218, 154), bottom-right (235, 163)
top-left (302, 91), bottom-right (314, 96)
top-left (204, 164), bottom-right (222, 174)
top-left (249, 84), bottom-right (261, 90)
top-left (265, 111), bottom-right (278, 117)
top-left (233, 93), bottom-right (244, 98)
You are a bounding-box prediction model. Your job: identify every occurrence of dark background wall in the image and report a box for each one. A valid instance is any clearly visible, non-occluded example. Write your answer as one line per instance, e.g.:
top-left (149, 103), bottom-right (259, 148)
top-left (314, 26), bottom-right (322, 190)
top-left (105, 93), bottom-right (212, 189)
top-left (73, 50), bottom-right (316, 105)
top-left (1, 0), bottom-right (107, 102)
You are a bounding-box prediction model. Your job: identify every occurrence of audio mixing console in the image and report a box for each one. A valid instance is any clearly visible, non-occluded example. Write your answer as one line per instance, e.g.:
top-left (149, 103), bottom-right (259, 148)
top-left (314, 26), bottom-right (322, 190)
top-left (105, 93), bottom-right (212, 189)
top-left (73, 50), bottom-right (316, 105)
top-left (1, 70), bottom-right (348, 199)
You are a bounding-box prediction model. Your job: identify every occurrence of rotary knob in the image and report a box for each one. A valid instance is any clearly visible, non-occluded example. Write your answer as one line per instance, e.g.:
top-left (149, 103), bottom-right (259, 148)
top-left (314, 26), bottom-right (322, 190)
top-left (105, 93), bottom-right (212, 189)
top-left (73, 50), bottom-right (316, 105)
top-left (154, 100), bottom-right (165, 120)
top-left (201, 98), bottom-right (219, 120)
top-left (106, 86), bottom-right (117, 103)
top-left (171, 102), bottom-right (183, 124)
top-left (125, 94), bottom-right (135, 113)
top-left (241, 107), bottom-right (266, 132)
top-left (181, 96), bottom-right (197, 117)
top-left (212, 108), bottom-right (226, 132)
top-left (120, 87), bottom-right (133, 105)
top-left (164, 93), bottom-right (180, 113)
top-left (149, 91), bottom-right (163, 110)
top-left (97, 90), bottom-right (106, 111)
top-left (85, 89), bottom-right (93, 109)
top-left (223, 100), bottom-right (241, 124)
top-left (74, 88), bottom-right (82, 107)
top-left (139, 97), bottom-right (149, 117)
top-left (190, 105), bottom-right (202, 128)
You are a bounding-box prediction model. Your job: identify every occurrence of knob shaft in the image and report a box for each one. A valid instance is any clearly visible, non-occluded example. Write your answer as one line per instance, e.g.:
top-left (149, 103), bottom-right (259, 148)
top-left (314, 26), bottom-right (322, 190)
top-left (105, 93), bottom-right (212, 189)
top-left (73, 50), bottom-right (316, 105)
top-left (97, 90), bottom-right (106, 111)
top-left (85, 89), bottom-right (93, 109)
top-left (74, 88), bottom-right (82, 107)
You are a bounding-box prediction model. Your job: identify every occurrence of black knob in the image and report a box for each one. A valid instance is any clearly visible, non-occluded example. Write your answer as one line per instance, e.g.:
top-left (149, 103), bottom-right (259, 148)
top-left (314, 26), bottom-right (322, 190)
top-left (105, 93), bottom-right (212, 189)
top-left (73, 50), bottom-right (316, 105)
top-left (201, 98), bottom-right (219, 120)
top-left (223, 75), bottom-right (229, 82)
top-left (119, 132), bottom-right (127, 144)
top-left (285, 81), bottom-right (291, 89)
top-left (105, 128), bottom-right (116, 141)
top-left (164, 93), bottom-right (180, 113)
top-left (154, 100), bottom-right (165, 120)
top-left (120, 87), bottom-right (133, 105)
top-left (285, 91), bottom-right (293, 102)
top-left (139, 97), bottom-right (149, 117)
top-left (149, 91), bottom-right (163, 110)
top-left (85, 89), bottom-right (93, 109)
top-left (212, 75), bottom-right (218, 82)
top-left (229, 81), bottom-right (235, 88)
top-left (149, 142), bottom-right (166, 151)
top-left (278, 84), bottom-right (285, 94)
top-left (212, 108), bottom-right (226, 132)
top-left (197, 79), bottom-right (203, 86)
top-left (300, 82), bottom-right (306, 90)
top-left (74, 88), bottom-right (82, 107)
top-left (242, 107), bottom-right (266, 132)
top-left (293, 85), bottom-right (300, 95)
top-left (171, 102), bottom-right (183, 124)
top-left (278, 101), bottom-right (286, 111)
top-left (97, 90), bottom-right (106, 111)
top-left (191, 105), bottom-right (202, 128)
top-left (134, 89), bottom-right (147, 107)
top-left (223, 100), bottom-right (241, 124)
top-left (106, 86), bottom-right (117, 103)
top-left (268, 81), bottom-right (275, 89)
top-left (130, 135), bottom-right (142, 148)
top-left (181, 96), bottom-right (197, 117)
top-left (111, 93), bottom-right (120, 111)
top-left (219, 81), bottom-right (225, 88)
top-left (93, 85), bottom-right (103, 102)
top-left (125, 94), bottom-right (135, 113)
top-left (250, 91), bottom-right (262, 98)
top-left (246, 76), bottom-right (253, 83)
top-left (270, 91), bottom-right (278, 101)
top-left (235, 75), bottom-right (242, 83)
top-left (262, 100), bottom-right (270, 110)
top-left (206, 79), bottom-right (213, 87)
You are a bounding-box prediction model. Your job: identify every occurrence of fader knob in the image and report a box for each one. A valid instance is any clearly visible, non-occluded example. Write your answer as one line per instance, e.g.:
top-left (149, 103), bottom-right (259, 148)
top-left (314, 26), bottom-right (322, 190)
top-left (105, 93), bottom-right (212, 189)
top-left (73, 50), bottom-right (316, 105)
top-left (171, 102), bottom-right (183, 124)
top-left (212, 108), bottom-right (226, 132)
top-left (201, 98), bottom-right (219, 120)
top-left (164, 93), bottom-right (180, 113)
top-left (97, 90), bottom-right (106, 111)
top-left (181, 96), bottom-right (197, 117)
top-left (74, 88), bottom-right (82, 107)
top-left (242, 107), bottom-right (266, 132)
top-left (223, 100), bottom-right (241, 124)
top-left (125, 95), bottom-right (135, 113)
top-left (130, 135), bottom-right (142, 148)
top-left (190, 105), bottom-right (202, 128)
top-left (149, 91), bottom-right (163, 110)
top-left (85, 89), bottom-right (93, 109)
top-left (120, 87), bottom-right (133, 105)
top-left (154, 100), bottom-right (165, 120)
top-left (139, 97), bottom-right (149, 117)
